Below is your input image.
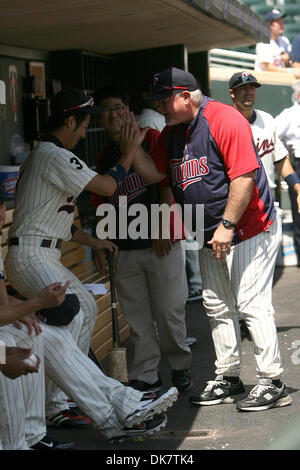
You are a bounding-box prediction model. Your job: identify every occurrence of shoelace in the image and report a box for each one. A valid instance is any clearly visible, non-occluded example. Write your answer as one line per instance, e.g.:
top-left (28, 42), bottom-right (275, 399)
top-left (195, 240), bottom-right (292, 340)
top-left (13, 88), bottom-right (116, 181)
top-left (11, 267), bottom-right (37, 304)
top-left (249, 384), bottom-right (272, 398)
top-left (204, 380), bottom-right (227, 392)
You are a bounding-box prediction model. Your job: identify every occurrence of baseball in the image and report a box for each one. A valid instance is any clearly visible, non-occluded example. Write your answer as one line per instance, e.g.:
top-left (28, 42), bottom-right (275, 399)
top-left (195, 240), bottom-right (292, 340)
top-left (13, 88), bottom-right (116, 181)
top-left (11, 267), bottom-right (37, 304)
top-left (23, 353), bottom-right (38, 368)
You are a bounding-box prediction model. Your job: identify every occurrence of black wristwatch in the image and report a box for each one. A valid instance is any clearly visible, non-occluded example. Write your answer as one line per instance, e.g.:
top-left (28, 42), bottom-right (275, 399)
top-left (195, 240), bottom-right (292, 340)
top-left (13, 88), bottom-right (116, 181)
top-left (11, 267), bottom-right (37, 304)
top-left (221, 218), bottom-right (237, 229)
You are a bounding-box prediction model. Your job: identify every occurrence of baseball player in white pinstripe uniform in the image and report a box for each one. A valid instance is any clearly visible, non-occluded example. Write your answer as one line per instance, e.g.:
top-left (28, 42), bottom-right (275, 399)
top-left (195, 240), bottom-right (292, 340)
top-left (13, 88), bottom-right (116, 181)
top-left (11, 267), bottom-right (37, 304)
top-left (228, 72), bottom-right (300, 208)
top-left (130, 67), bottom-right (292, 412)
top-left (0, 196), bottom-right (75, 449)
top-left (4, 88), bottom-right (178, 444)
top-left (228, 72), bottom-right (300, 340)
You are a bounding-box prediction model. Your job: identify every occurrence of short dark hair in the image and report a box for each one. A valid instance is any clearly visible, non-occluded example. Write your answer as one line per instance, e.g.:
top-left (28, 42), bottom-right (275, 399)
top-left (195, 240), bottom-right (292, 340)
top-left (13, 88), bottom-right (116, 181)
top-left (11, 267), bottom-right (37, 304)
top-left (93, 86), bottom-right (129, 107)
top-left (47, 110), bottom-right (88, 132)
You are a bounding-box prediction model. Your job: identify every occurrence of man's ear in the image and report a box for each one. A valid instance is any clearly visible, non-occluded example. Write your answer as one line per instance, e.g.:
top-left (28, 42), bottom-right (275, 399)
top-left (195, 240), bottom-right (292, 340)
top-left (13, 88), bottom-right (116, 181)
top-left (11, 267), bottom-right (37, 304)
top-left (65, 115), bottom-right (75, 130)
top-left (181, 91), bottom-right (191, 103)
top-left (229, 89), bottom-right (235, 101)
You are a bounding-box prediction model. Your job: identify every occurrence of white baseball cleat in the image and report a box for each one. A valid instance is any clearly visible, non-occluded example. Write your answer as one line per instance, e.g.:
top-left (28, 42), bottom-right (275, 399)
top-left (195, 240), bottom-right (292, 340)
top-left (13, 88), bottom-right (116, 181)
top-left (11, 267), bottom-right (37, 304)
top-left (124, 386), bottom-right (178, 428)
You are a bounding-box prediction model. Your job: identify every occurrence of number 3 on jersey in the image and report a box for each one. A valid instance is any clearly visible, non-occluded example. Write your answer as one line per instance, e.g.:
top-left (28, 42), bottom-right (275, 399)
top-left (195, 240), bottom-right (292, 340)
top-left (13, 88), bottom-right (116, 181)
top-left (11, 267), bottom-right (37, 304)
top-left (70, 157), bottom-right (83, 170)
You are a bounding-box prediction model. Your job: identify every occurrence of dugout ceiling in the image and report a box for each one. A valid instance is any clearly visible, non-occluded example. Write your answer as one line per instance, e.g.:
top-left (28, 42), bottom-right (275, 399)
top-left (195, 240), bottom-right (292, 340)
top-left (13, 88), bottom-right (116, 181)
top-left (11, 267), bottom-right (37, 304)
top-left (0, 0), bottom-right (269, 55)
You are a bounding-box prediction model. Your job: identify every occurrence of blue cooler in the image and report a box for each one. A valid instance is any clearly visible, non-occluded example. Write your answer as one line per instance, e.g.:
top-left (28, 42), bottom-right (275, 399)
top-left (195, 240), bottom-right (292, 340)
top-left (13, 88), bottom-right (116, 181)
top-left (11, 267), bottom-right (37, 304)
top-left (0, 165), bottom-right (20, 199)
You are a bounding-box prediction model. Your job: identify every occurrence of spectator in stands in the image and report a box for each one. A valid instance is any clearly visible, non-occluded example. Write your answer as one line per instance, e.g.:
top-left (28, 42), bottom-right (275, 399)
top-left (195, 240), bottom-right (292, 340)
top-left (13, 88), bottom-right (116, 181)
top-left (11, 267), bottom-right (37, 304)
top-left (291, 32), bottom-right (300, 79)
top-left (275, 81), bottom-right (300, 264)
top-left (255, 9), bottom-right (291, 73)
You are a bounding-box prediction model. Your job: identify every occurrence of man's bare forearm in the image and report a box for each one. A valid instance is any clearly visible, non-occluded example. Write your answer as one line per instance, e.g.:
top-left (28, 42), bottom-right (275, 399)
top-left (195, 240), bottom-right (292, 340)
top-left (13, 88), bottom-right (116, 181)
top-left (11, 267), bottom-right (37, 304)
top-left (223, 172), bottom-right (255, 224)
top-left (133, 146), bottom-right (166, 184)
top-left (71, 226), bottom-right (98, 249)
top-left (0, 297), bottom-right (46, 327)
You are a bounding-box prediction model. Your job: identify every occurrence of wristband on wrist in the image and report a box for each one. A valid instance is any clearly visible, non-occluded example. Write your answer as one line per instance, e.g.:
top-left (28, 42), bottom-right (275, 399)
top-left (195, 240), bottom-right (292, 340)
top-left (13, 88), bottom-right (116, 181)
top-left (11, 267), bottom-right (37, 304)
top-left (106, 164), bottom-right (128, 184)
top-left (71, 224), bottom-right (79, 236)
top-left (284, 172), bottom-right (300, 189)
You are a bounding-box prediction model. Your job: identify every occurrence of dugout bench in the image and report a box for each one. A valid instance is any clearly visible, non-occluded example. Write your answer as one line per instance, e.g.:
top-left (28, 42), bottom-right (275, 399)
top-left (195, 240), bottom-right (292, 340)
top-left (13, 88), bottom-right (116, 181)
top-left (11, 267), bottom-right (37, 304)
top-left (1, 206), bottom-right (130, 363)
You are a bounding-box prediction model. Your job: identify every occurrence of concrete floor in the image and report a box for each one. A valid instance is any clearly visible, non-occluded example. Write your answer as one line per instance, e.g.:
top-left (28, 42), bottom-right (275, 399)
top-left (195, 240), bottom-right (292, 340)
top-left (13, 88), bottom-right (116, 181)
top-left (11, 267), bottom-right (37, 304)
top-left (48, 265), bottom-right (300, 453)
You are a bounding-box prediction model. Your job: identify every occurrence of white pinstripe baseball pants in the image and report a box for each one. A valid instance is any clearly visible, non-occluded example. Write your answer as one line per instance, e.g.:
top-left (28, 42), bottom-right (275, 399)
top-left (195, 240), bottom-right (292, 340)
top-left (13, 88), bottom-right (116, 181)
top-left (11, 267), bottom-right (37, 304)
top-left (0, 324), bottom-right (45, 450)
top-left (5, 239), bottom-right (102, 416)
top-left (41, 319), bottom-right (143, 438)
top-left (199, 218), bottom-right (283, 379)
top-left (5, 241), bottom-right (144, 438)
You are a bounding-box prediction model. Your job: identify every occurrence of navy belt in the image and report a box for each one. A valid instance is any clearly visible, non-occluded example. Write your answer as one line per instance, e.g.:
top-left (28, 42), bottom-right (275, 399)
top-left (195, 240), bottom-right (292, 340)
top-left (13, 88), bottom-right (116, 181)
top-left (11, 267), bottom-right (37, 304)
top-left (8, 237), bottom-right (62, 249)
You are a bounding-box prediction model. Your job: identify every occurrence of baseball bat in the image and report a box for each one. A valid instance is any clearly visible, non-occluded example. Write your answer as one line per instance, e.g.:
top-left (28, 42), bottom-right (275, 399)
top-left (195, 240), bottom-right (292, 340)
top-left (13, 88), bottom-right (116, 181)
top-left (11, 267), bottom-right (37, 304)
top-left (106, 249), bottom-right (128, 384)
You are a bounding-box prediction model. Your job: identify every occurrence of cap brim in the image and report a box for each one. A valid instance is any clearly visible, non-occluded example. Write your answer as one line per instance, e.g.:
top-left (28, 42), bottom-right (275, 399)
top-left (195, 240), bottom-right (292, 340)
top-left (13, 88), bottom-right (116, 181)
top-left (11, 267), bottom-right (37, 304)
top-left (231, 82), bottom-right (261, 90)
top-left (266, 13), bottom-right (286, 21)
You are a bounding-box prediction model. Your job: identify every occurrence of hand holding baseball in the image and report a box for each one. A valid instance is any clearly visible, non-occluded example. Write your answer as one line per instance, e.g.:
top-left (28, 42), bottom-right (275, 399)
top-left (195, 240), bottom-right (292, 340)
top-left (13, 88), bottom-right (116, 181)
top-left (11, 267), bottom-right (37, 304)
top-left (23, 353), bottom-right (39, 368)
top-left (0, 347), bottom-right (40, 379)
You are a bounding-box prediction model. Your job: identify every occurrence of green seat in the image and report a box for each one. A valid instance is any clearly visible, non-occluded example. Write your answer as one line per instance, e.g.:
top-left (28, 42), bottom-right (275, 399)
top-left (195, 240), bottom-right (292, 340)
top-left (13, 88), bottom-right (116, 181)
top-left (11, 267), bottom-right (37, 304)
top-left (282, 5), bottom-right (300, 17)
top-left (250, 5), bottom-right (272, 17)
top-left (240, 0), bottom-right (262, 5)
top-left (230, 45), bottom-right (256, 55)
top-left (284, 23), bottom-right (300, 34)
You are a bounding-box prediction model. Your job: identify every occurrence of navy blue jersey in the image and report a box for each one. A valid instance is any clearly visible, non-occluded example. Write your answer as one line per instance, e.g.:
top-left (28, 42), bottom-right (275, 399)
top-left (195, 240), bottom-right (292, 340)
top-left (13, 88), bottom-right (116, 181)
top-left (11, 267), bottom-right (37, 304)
top-left (91, 129), bottom-right (160, 250)
top-left (151, 95), bottom-right (276, 245)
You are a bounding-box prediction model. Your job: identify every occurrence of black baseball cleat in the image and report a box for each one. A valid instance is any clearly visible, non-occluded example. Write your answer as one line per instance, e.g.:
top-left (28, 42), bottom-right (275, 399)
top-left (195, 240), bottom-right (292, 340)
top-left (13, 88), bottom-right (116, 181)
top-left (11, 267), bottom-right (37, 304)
top-left (129, 378), bottom-right (163, 392)
top-left (189, 376), bottom-right (245, 405)
top-left (108, 413), bottom-right (167, 443)
top-left (125, 386), bottom-right (178, 427)
top-left (46, 408), bottom-right (91, 429)
top-left (30, 435), bottom-right (75, 450)
top-left (236, 378), bottom-right (292, 412)
top-left (171, 369), bottom-right (193, 392)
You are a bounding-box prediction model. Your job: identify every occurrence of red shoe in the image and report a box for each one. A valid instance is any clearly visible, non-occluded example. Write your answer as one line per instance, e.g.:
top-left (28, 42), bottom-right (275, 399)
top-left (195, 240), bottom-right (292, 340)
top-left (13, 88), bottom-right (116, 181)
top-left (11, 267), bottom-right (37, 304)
top-left (47, 409), bottom-right (91, 429)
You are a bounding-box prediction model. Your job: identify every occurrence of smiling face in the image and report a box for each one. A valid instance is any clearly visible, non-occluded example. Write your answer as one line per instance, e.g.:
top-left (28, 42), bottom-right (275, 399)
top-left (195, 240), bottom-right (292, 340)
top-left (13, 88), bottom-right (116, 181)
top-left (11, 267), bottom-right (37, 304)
top-left (156, 92), bottom-right (194, 126)
top-left (97, 97), bottom-right (126, 139)
top-left (230, 83), bottom-right (257, 114)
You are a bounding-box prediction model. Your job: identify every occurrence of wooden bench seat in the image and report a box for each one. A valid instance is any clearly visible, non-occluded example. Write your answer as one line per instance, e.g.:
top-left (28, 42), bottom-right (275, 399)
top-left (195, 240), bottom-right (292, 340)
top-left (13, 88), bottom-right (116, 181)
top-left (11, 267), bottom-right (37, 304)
top-left (1, 206), bottom-right (130, 362)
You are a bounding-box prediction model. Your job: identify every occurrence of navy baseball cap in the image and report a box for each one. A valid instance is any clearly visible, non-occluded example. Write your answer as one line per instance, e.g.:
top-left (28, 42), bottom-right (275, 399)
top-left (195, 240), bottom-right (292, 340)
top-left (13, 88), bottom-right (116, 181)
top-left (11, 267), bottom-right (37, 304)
top-left (145, 67), bottom-right (199, 101)
top-left (264, 9), bottom-right (285, 22)
top-left (37, 293), bottom-right (80, 326)
top-left (50, 88), bottom-right (104, 116)
top-left (229, 72), bottom-right (261, 90)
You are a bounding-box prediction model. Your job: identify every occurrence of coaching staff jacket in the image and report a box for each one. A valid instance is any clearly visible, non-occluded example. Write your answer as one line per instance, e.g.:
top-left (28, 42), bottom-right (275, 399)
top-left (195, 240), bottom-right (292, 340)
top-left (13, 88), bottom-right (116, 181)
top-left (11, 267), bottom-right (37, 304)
top-left (150, 95), bottom-right (276, 246)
